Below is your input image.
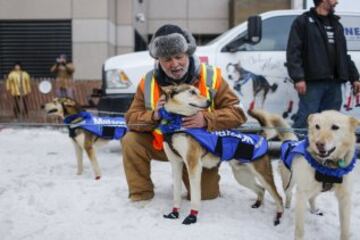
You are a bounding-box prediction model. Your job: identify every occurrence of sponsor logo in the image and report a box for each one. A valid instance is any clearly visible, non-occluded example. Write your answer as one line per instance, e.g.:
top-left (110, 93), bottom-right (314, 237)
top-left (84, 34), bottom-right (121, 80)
top-left (212, 130), bottom-right (255, 144)
top-left (93, 117), bottom-right (125, 126)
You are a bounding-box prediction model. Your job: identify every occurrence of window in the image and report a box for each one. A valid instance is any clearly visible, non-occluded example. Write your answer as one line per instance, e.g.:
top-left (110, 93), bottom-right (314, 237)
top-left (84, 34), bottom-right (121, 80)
top-left (238, 15), bottom-right (297, 51)
top-left (0, 20), bottom-right (72, 79)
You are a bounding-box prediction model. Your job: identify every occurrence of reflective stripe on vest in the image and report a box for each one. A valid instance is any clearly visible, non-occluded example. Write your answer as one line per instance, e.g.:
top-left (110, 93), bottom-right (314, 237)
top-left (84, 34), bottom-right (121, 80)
top-left (198, 63), bottom-right (219, 110)
top-left (143, 63), bottom-right (220, 110)
top-left (143, 71), bottom-right (158, 110)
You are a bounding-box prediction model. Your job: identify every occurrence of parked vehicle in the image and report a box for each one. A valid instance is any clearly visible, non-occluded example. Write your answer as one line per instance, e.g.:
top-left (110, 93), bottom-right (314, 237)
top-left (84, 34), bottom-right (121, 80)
top-left (99, 9), bottom-right (360, 123)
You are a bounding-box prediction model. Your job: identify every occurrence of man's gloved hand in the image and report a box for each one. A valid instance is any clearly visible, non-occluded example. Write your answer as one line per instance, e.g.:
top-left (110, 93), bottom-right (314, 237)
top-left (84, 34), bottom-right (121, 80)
top-left (152, 95), bottom-right (166, 121)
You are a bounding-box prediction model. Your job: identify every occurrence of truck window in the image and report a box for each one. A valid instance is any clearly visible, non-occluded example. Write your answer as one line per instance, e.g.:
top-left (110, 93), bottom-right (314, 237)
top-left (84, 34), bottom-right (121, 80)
top-left (341, 16), bottom-right (360, 51)
top-left (240, 15), bottom-right (296, 51)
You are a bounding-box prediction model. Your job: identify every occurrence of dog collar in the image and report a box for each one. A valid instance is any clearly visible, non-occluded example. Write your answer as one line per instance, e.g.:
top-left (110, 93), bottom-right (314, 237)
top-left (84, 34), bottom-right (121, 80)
top-left (64, 112), bottom-right (87, 126)
top-left (281, 140), bottom-right (357, 178)
top-left (158, 108), bottom-right (183, 134)
top-left (302, 139), bottom-right (357, 178)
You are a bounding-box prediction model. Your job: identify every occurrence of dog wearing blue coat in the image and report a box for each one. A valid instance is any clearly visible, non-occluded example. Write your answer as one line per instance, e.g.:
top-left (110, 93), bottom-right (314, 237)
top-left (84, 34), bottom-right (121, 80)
top-left (248, 108), bottom-right (359, 240)
top-left (159, 84), bottom-right (283, 225)
top-left (43, 98), bottom-right (126, 180)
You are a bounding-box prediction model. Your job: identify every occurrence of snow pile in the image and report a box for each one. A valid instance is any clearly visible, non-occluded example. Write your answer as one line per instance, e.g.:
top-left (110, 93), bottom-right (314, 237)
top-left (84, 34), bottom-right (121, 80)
top-left (0, 128), bottom-right (359, 240)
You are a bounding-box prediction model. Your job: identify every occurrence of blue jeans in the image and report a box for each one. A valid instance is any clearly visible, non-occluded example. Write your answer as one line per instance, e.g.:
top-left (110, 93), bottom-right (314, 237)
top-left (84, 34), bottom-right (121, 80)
top-left (292, 81), bottom-right (342, 129)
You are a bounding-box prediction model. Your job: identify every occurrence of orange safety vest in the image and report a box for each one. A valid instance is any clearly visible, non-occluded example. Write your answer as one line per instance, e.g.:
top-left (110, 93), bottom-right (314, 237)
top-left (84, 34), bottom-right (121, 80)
top-left (140, 63), bottom-right (222, 150)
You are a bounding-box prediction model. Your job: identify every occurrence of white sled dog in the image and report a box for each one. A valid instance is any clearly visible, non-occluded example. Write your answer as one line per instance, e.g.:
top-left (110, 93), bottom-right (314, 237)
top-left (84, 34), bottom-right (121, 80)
top-left (160, 84), bottom-right (283, 225)
top-left (248, 108), bottom-right (359, 240)
top-left (43, 98), bottom-right (125, 180)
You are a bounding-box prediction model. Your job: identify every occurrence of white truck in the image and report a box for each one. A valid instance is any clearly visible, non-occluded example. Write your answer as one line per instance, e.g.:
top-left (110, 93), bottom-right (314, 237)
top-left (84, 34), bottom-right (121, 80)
top-left (99, 9), bottom-right (360, 124)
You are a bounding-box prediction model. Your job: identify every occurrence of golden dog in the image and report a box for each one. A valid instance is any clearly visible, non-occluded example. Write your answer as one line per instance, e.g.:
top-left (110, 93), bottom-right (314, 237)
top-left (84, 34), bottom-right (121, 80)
top-left (161, 84), bottom-right (283, 225)
top-left (249, 108), bottom-right (359, 240)
top-left (43, 98), bottom-right (115, 180)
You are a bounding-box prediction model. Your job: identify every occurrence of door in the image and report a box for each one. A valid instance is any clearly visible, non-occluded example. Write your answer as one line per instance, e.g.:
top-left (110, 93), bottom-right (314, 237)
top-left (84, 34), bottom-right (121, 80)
top-left (216, 15), bottom-right (298, 122)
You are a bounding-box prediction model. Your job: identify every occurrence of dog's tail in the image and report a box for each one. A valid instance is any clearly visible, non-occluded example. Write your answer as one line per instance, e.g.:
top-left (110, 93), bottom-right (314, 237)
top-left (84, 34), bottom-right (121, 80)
top-left (248, 108), bottom-right (297, 206)
top-left (247, 108), bottom-right (298, 141)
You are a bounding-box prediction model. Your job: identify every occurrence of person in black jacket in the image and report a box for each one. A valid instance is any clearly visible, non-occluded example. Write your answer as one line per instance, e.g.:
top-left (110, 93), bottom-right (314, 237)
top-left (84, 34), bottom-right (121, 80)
top-left (286, 0), bottom-right (360, 128)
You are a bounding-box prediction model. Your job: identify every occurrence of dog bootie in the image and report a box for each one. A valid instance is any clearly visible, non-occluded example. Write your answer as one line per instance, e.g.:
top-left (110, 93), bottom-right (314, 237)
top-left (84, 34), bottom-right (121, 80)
top-left (182, 214), bottom-right (197, 225)
top-left (163, 208), bottom-right (179, 219)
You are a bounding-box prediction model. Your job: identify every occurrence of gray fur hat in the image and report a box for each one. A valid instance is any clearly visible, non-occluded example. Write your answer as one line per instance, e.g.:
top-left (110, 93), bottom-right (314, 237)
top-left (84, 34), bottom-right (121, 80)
top-left (149, 24), bottom-right (196, 59)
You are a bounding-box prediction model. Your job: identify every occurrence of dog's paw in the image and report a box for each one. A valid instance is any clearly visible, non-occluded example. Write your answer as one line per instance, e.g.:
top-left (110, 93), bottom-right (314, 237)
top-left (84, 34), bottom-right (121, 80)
top-left (182, 214), bottom-right (197, 225)
top-left (274, 212), bottom-right (283, 226)
top-left (163, 211), bottom-right (179, 219)
top-left (251, 200), bottom-right (262, 208)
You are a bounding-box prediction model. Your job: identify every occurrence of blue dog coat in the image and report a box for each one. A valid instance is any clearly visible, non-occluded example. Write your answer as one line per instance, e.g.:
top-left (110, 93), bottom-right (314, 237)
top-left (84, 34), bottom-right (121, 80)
top-left (183, 129), bottom-right (268, 163)
top-left (64, 112), bottom-right (127, 140)
top-left (158, 108), bottom-right (267, 163)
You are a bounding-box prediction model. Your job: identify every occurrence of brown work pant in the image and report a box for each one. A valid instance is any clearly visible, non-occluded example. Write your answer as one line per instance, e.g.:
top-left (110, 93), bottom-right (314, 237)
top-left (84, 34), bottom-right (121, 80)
top-left (121, 131), bottom-right (220, 200)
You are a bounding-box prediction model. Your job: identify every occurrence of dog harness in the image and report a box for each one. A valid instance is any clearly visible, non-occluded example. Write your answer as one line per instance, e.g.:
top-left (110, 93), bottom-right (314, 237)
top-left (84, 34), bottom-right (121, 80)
top-left (141, 63), bottom-right (222, 150)
top-left (281, 139), bottom-right (357, 189)
top-left (159, 108), bottom-right (268, 162)
top-left (64, 112), bottom-right (127, 140)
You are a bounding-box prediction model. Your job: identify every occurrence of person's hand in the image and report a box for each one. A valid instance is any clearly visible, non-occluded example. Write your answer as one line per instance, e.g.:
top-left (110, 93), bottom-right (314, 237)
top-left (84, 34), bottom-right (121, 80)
top-left (152, 95), bottom-right (166, 121)
top-left (352, 80), bottom-right (360, 96)
top-left (182, 112), bottom-right (207, 128)
top-left (295, 80), bottom-right (306, 95)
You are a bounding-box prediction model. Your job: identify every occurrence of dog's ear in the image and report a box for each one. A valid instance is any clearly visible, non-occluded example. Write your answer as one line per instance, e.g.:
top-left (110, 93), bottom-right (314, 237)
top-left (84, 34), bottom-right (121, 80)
top-left (307, 113), bottom-right (316, 126)
top-left (62, 98), bottom-right (77, 107)
top-left (161, 85), bottom-right (177, 101)
top-left (349, 117), bottom-right (360, 132)
top-left (161, 85), bottom-right (172, 95)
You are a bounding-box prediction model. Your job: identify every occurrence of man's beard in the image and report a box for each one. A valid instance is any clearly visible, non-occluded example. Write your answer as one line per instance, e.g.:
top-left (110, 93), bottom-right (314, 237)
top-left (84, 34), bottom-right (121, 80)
top-left (166, 61), bottom-right (190, 80)
top-left (327, 1), bottom-right (337, 14)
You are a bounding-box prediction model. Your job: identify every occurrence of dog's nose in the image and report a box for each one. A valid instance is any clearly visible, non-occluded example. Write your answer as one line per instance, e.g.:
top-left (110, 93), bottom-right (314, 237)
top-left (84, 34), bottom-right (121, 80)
top-left (40, 104), bottom-right (45, 109)
top-left (206, 100), bottom-right (211, 107)
top-left (316, 141), bottom-right (326, 152)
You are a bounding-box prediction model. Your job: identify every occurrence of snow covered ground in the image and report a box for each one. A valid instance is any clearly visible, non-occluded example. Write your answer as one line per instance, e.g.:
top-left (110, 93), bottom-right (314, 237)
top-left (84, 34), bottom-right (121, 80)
top-left (1, 127), bottom-right (360, 240)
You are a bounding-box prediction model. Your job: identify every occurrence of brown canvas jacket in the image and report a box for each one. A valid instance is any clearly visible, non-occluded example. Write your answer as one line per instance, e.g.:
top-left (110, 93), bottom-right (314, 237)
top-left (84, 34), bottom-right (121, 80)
top-left (125, 75), bottom-right (247, 132)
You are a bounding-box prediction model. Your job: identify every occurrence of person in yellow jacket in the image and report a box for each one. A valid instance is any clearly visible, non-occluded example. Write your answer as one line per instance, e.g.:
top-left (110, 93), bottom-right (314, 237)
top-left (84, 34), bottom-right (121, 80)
top-left (5, 62), bottom-right (32, 119)
top-left (121, 24), bottom-right (247, 202)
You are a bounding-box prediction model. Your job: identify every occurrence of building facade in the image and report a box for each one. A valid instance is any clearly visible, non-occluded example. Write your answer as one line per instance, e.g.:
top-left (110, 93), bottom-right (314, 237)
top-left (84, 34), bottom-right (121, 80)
top-left (0, 0), bottom-right (297, 81)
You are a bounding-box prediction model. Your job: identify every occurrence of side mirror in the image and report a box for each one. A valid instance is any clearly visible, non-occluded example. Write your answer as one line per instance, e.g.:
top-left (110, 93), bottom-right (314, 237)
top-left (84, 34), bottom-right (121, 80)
top-left (247, 16), bottom-right (262, 44)
top-left (221, 15), bottom-right (262, 53)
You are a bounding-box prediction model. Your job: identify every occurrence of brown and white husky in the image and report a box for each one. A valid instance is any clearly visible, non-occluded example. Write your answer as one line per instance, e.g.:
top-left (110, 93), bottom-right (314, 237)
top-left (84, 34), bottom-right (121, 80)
top-left (160, 84), bottom-right (283, 225)
top-left (43, 97), bottom-right (117, 180)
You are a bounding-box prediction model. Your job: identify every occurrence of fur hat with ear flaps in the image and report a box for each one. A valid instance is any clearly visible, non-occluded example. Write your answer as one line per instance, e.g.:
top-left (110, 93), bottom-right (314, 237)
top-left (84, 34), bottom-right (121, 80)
top-left (149, 24), bottom-right (197, 59)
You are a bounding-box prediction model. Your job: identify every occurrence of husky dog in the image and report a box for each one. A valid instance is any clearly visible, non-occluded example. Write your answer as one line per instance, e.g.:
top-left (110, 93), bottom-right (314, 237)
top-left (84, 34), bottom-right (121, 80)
top-left (160, 84), bottom-right (283, 225)
top-left (226, 62), bottom-right (278, 109)
top-left (249, 108), bottom-right (359, 240)
top-left (43, 97), bottom-right (126, 180)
